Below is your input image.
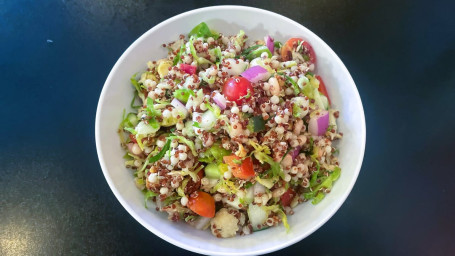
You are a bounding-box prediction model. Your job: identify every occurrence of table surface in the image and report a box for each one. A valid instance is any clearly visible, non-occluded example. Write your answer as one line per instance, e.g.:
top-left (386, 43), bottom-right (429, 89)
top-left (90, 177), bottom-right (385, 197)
top-left (1, 0), bottom-right (454, 255)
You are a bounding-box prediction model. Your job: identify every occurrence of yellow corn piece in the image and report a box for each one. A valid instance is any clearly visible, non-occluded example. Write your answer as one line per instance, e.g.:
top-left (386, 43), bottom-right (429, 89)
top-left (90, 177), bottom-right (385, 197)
top-left (157, 60), bottom-right (172, 78)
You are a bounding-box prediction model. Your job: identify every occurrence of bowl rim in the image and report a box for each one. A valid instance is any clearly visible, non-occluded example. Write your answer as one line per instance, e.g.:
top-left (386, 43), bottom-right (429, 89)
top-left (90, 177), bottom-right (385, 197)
top-left (95, 5), bottom-right (366, 256)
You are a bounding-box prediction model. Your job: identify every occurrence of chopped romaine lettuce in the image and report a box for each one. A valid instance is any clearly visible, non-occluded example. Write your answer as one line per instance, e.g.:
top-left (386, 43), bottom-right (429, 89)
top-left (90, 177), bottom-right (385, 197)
top-left (173, 88), bottom-right (195, 103)
top-left (304, 167), bottom-right (341, 204)
top-left (188, 37), bottom-right (213, 65)
top-left (168, 135), bottom-right (197, 156)
top-left (204, 163), bottom-right (222, 179)
top-left (189, 22), bottom-right (219, 39)
top-left (173, 44), bottom-right (185, 66)
top-left (199, 143), bottom-right (231, 163)
top-left (144, 190), bottom-right (158, 208)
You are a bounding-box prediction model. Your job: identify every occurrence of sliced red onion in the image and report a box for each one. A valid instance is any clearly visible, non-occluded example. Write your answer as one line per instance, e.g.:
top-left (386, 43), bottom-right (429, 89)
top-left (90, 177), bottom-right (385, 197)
top-left (171, 98), bottom-right (188, 116)
top-left (308, 110), bottom-right (329, 136)
top-left (241, 66), bottom-right (270, 83)
top-left (291, 146), bottom-right (302, 161)
top-left (180, 63), bottom-right (197, 75)
top-left (265, 35), bottom-right (274, 53)
top-left (213, 92), bottom-right (227, 110)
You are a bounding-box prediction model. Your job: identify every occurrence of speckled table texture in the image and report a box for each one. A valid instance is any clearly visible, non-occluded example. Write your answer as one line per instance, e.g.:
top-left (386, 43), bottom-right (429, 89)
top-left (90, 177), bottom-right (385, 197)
top-left (1, 0), bottom-right (454, 255)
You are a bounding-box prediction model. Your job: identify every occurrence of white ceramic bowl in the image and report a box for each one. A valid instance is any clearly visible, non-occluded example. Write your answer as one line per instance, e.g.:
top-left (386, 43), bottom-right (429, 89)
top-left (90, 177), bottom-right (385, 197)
top-left (95, 5), bottom-right (365, 256)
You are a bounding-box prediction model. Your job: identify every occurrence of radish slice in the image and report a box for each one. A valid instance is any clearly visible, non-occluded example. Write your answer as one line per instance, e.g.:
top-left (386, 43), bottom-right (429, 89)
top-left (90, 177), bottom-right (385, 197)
top-left (213, 92), bottom-right (227, 110)
top-left (241, 66), bottom-right (270, 83)
top-left (308, 110), bottom-right (329, 136)
top-left (265, 35), bottom-right (274, 53)
top-left (180, 63), bottom-right (196, 75)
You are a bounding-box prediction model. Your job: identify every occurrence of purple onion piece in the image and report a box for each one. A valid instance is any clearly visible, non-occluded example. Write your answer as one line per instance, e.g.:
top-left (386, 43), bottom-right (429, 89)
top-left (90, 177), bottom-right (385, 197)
top-left (213, 92), bottom-right (227, 110)
top-left (265, 35), bottom-right (274, 53)
top-left (241, 65), bottom-right (269, 83)
top-left (308, 110), bottom-right (329, 136)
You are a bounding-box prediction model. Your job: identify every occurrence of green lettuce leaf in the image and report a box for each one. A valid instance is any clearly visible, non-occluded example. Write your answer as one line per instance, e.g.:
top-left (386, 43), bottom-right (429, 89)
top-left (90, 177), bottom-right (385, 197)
top-left (189, 22), bottom-right (219, 39)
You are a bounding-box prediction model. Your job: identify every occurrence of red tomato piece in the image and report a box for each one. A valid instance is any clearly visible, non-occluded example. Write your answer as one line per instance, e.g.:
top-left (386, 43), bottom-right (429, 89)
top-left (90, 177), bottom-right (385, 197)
top-left (188, 191), bottom-right (215, 218)
top-left (180, 63), bottom-right (197, 75)
top-left (315, 75), bottom-right (331, 105)
top-left (223, 155), bottom-right (255, 180)
top-left (280, 188), bottom-right (296, 207)
top-left (222, 76), bottom-right (253, 105)
top-left (281, 38), bottom-right (316, 64)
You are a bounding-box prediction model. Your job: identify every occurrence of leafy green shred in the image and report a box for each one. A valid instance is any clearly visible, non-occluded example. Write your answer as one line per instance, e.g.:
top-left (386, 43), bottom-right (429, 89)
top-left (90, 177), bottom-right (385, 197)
top-left (144, 190), bottom-right (158, 208)
top-left (278, 72), bottom-right (300, 95)
top-left (163, 194), bottom-right (181, 206)
top-left (146, 98), bottom-right (161, 118)
top-left (130, 73), bottom-right (142, 95)
top-left (198, 142), bottom-right (231, 163)
top-left (234, 30), bottom-right (246, 49)
top-left (173, 44), bottom-right (185, 66)
top-left (255, 176), bottom-right (279, 189)
top-left (130, 92), bottom-right (141, 109)
top-left (211, 178), bottom-right (237, 195)
top-left (214, 46), bottom-right (223, 69)
top-left (244, 182), bottom-right (253, 189)
top-left (124, 127), bottom-right (137, 135)
top-left (168, 135), bottom-right (197, 156)
top-left (250, 141), bottom-right (284, 180)
top-left (204, 102), bottom-right (221, 117)
top-left (201, 71), bottom-right (216, 84)
top-left (148, 139), bottom-right (171, 164)
top-left (188, 36), bottom-right (213, 65)
top-left (274, 41), bottom-right (282, 49)
top-left (304, 167), bottom-right (341, 204)
top-left (173, 88), bottom-right (195, 103)
top-left (263, 205), bottom-right (290, 232)
top-left (189, 22), bottom-right (219, 39)
top-left (244, 45), bottom-right (272, 61)
top-left (185, 215), bottom-right (197, 222)
top-left (241, 45), bottom-right (261, 57)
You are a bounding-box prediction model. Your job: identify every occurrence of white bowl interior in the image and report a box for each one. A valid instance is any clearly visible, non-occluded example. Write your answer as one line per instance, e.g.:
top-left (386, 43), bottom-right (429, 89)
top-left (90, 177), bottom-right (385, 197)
top-left (96, 6), bottom-right (365, 256)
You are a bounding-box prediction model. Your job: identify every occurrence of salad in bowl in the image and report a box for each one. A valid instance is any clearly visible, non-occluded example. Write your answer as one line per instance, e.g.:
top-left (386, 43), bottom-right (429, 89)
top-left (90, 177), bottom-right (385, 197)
top-left (118, 22), bottom-right (342, 238)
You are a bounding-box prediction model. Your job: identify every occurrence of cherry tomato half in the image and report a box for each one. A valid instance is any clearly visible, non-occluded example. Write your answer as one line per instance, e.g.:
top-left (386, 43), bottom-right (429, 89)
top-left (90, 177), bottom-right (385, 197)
top-left (222, 76), bottom-right (253, 105)
top-left (281, 38), bottom-right (316, 64)
top-left (188, 191), bottom-right (215, 218)
top-left (223, 155), bottom-right (255, 180)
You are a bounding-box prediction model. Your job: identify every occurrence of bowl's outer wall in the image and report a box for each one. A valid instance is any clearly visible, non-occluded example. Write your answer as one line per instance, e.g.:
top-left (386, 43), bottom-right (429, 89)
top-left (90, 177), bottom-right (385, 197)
top-left (96, 6), bottom-right (365, 256)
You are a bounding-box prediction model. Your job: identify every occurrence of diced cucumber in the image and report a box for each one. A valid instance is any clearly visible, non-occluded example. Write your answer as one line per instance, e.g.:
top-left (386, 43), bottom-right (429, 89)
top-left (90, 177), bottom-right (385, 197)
top-left (135, 121), bottom-right (159, 135)
top-left (126, 113), bottom-right (139, 127)
top-left (222, 196), bottom-right (242, 209)
top-left (200, 111), bottom-right (217, 130)
top-left (247, 204), bottom-right (268, 231)
top-left (205, 163), bottom-right (221, 179)
top-left (244, 186), bottom-right (254, 204)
